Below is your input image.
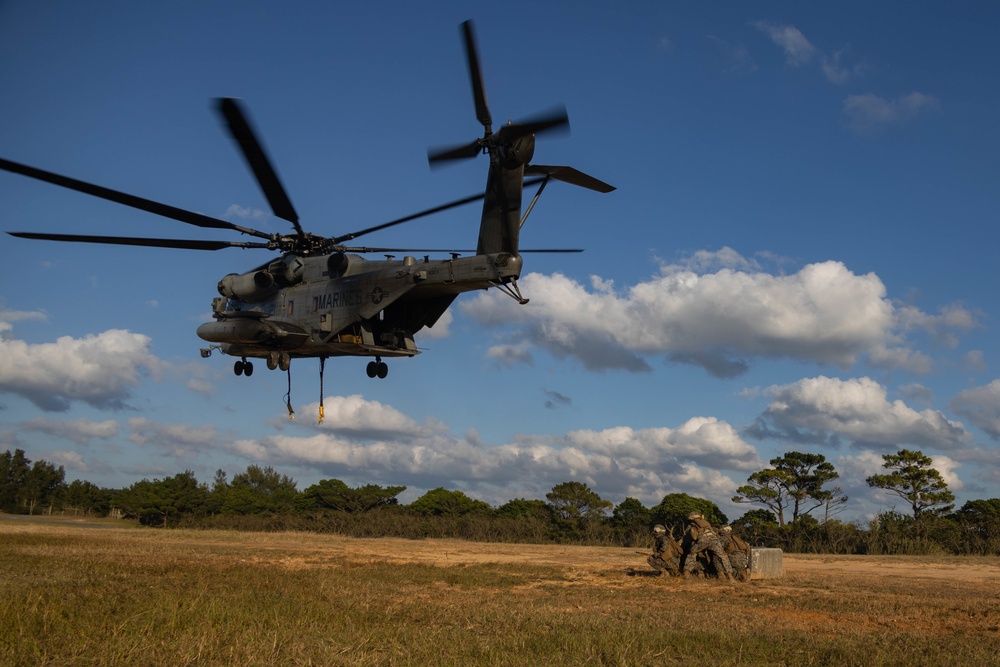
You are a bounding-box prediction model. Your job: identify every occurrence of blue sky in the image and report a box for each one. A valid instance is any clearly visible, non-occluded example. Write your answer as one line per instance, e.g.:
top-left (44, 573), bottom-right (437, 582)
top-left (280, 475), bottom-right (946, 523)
top-left (2, 1), bottom-right (998, 523)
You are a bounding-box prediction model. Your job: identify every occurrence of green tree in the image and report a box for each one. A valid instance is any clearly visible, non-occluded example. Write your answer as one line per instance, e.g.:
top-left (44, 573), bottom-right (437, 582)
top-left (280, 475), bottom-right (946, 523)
top-left (866, 449), bottom-right (955, 539)
top-left (205, 469), bottom-right (230, 515)
top-left (953, 499), bottom-right (1000, 555)
top-left (733, 451), bottom-right (843, 526)
top-left (820, 486), bottom-right (850, 523)
top-left (63, 480), bottom-right (114, 516)
top-left (731, 508), bottom-right (780, 547)
top-left (544, 482), bottom-right (613, 542)
top-left (302, 479), bottom-right (406, 512)
top-left (22, 459), bottom-right (66, 515)
top-left (773, 452), bottom-right (842, 523)
top-left (491, 498), bottom-right (553, 543)
top-left (733, 469), bottom-right (788, 525)
top-left (409, 488), bottom-right (492, 516)
top-left (611, 497), bottom-right (653, 546)
top-left (651, 493), bottom-right (727, 534)
top-left (495, 498), bottom-right (552, 521)
top-left (224, 465), bottom-right (299, 515)
top-left (612, 497), bottom-right (652, 528)
top-left (865, 510), bottom-right (917, 555)
top-left (545, 481), bottom-right (612, 522)
top-left (0, 449), bottom-right (31, 513)
top-left (820, 519), bottom-right (864, 555)
top-left (116, 470), bottom-right (208, 527)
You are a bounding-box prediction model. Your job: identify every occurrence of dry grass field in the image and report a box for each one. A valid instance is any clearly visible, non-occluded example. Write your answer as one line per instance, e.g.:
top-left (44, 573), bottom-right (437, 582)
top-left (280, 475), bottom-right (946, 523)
top-left (2, 515), bottom-right (999, 665)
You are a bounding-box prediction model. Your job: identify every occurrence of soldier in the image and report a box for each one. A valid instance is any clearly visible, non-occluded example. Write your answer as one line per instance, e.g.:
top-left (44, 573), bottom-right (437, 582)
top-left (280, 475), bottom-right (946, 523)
top-left (719, 525), bottom-right (752, 582)
top-left (680, 511), bottom-right (734, 581)
top-left (647, 524), bottom-right (683, 576)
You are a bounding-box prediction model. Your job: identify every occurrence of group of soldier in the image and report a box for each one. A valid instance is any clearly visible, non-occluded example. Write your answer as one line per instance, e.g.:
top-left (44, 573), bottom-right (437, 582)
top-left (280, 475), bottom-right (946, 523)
top-left (646, 511), bottom-right (752, 582)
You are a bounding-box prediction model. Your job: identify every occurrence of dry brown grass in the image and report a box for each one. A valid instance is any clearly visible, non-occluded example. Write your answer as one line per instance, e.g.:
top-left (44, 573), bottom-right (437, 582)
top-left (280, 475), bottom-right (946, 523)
top-left (2, 516), bottom-right (999, 665)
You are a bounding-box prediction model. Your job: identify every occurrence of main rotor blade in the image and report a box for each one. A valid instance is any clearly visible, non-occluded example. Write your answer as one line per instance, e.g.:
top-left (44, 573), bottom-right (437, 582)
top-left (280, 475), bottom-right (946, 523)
top-left (340, 246), bottom-right (583, 254)
top-left (341, 246), bottom-right (477, 254)
top-left (217, 98), bottom-right (303, 236)
top-left (0, 157), bottom-right (272, 240)
top-left (462, 20), bottom-right (491, 131)
top-left (526, 165), bottom-right (616, 193)
top-left (7, 231), bottom-right (270, 251)
top-left (333, 177), bottom-right (545, 244)
top-left (517, 248), bottom-right (584, 253)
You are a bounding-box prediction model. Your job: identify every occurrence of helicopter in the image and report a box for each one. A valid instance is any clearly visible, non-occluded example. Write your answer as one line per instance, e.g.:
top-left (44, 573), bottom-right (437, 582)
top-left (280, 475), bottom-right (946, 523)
top-left (2, 21), bottom-right (613, 418)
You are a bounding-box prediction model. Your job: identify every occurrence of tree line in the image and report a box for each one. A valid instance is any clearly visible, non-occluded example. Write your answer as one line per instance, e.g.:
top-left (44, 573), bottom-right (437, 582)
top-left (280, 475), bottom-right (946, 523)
top-left (2, 447), bottom-right (998, 555)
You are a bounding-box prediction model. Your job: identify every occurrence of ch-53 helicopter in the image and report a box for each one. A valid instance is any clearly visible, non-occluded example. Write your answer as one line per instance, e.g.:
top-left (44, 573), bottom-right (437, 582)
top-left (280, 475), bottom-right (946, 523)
top-left (2, 21), bottom-right (613, 419)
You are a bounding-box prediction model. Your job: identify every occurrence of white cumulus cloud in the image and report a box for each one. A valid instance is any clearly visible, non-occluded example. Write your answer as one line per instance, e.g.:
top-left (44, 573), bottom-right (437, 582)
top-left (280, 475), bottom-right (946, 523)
top-left (292, 395), bottom-right (447, 439)
top-left (950, 379), bottom-right (1000, 440)
top-left (227, 399), bottom-right (761, 507)
top-left (20, 418), bottom-right (119, 445)
top-left (127, 418), bottom-right (223, 458)
top-left (461, 252), bottom-right (960, 378)
top-left (0, 325), bottom-right (157, 412)
top-left (746, 376), bottom-right (970, 451)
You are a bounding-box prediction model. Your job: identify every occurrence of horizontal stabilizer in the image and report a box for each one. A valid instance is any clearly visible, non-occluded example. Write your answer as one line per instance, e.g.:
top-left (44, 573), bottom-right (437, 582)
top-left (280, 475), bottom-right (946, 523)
top-left (526, 165), bottom-right (616, 193)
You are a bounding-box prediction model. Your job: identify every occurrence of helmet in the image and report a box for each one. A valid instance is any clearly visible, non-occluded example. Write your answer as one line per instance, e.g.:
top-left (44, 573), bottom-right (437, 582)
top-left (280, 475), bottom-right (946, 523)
top-left (721, 525), bottom-right (732, 533)
top-left (687, 511), bottom-right (703, 520)
top-left (652, 524), bottom-right (666, 535)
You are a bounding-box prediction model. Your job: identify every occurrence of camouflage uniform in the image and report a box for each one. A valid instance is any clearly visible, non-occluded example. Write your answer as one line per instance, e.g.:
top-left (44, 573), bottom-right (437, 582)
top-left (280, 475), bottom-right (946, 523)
top-left (719, 526), bottom-right (752, 582)
top-left (681, 513), bottom-right (733, 580)
top-left (647, 528), bottom-right (683, 576)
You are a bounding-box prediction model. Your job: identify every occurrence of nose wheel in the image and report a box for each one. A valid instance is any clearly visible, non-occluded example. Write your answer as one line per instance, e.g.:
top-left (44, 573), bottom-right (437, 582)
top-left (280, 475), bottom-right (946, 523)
top-left (234, 357), bottom-right (254, 377)
top-left (366, 358), bottom-right (388, 379)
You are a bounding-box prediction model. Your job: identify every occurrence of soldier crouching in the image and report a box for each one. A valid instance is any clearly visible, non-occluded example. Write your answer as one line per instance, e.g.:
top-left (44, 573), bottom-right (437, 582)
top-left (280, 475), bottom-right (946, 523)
top-left (719, 525), bottom-right (752, 582)
top-left (680, 511), bottom-right (734, 581)
top-left (647, 524), bottom-right (683, 576)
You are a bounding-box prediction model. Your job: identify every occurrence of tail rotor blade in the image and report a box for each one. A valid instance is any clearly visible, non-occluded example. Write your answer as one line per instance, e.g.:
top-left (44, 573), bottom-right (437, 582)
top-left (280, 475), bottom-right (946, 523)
top-left (428, 139), bottom-right (482, 164)
top-left (518, 106), bottom-right (570, 135)
top-left (496, 106), bottom-right (570, 143)
top-left (462, 20), bottom-right (492, 132)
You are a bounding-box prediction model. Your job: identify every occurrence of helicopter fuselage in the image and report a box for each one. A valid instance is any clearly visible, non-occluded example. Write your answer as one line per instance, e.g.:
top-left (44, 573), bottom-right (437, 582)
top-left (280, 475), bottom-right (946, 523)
top-left (196, 250), bottom-right (523, 365)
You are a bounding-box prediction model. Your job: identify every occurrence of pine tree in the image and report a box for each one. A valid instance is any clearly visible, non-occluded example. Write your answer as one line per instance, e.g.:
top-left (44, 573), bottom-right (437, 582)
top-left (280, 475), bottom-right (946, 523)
top-left (866, 449), bottom-right (954, 539)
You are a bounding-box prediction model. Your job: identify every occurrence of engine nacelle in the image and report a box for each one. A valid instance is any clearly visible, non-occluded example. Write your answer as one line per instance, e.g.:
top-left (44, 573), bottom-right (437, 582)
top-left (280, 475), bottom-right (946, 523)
top-left (269, 254), bottom-right (305, 284)
top-left (217, 270), bottom-right (276, 302)
top-left (327, 251), bottom-right (360, 277)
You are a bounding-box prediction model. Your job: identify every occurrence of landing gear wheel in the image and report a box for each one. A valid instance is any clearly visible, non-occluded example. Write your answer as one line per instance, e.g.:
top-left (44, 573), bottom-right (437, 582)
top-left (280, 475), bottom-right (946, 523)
top-left (266, 352), bottom-right (279, 371)
top-left (235, 357), bottom-right (253, 377)
top-left (278, 352), bottom-right (290, 372)
top-left (366, 359), bottom-right (389, 379)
